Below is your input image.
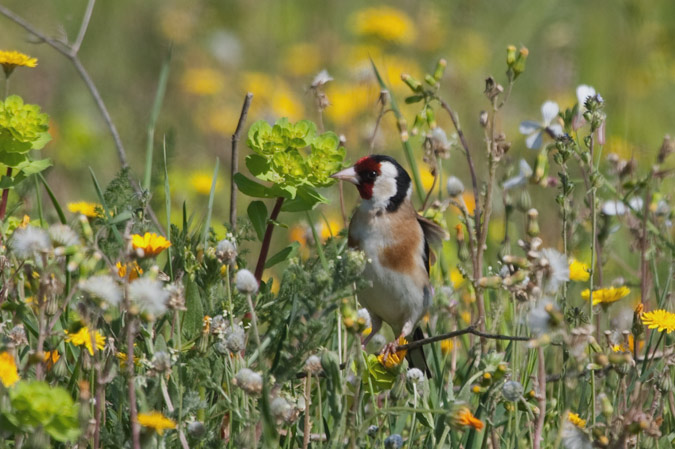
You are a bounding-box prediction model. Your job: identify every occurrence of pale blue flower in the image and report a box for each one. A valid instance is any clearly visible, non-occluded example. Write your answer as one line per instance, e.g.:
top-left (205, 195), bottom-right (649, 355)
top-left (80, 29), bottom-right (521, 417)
top-left (520, 101), bottom-right (563, 149)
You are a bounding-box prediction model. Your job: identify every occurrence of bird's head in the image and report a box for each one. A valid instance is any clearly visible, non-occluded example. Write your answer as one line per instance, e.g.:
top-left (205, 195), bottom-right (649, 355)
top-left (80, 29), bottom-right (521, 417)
top-left (331, 155), bottom-right (411, 211)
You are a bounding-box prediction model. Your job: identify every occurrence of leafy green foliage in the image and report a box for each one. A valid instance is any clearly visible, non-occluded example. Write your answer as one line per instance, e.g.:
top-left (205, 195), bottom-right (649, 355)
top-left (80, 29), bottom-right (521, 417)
top-left (2, 381), bottom-right (81, 442)
top-left (236, 118), bottom-right (345, 212)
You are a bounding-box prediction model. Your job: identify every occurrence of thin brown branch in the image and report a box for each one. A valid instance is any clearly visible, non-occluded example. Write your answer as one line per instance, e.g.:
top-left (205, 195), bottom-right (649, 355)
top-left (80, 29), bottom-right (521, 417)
top-left (397, 325), bottom-right (529, 352)
top-left (230, 92), bottom-right (253, 231)
top-left (254, 197), bottom-right (285, 282)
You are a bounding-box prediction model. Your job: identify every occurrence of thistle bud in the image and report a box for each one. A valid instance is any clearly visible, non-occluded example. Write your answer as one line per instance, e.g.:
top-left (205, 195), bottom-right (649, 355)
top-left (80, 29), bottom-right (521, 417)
top-left (446, 176), bottom-right (465, 197)
top-left (401, 73), bottom-right (422, 92)
top-left (506, 45), bottom-right (517, 66)
top-left (433, 58), bottom-right (447, 81)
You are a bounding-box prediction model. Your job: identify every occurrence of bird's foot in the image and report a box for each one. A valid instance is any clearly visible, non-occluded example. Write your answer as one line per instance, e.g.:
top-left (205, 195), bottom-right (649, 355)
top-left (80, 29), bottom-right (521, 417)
top-left (379, 340), bottom-right (399, 362)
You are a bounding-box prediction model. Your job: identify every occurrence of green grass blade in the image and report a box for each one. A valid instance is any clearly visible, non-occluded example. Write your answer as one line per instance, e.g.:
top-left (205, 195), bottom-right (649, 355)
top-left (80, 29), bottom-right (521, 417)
top-left (144, 47), bottom-right (172, 191)
top-left (203, 157), bottom-right (219, 248)
top-left (38, 173), bottom-right (67, 225)
top-left (163, 137), bottom-right (174, 280)
top-left (370, 58), bottom-right (425, 204)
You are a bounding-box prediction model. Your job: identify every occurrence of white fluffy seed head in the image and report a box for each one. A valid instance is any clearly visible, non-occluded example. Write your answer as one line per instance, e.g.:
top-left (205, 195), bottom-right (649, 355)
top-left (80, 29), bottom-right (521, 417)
top-left (446, 176), bottom-right (465, 197)
top-left (10, 226), bottom-right (51, 259)
top-left (235, 269), bottom-right (258, 294)
top-left (80, 275), bottom-right (122, 307)
top-left (129, 278), bottom-right (170, 317)
top-left (406, 368), bottom-right (425, 384)
top-left (233, 368), bottom-right (263, 395)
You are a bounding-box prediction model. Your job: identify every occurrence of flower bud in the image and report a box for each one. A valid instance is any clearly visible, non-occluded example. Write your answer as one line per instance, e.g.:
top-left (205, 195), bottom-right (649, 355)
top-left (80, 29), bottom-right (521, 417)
top-left (425, 107), bottom-right (437, 129)
top-left (502, 380), bottom-right (523, 401)
top-left (233, 368), bottom-right (263, 395)
top-left (526, 209), bottom-right (540, 238)
top-left (513, 47), bottom-right (529, 77)
top-left (401, 74), bottom-right (422, 92)
top-left (506, 45), bottom-right (517, 66)
top-left (367, 425), bottom-right (379, 438)
top-left (384, 434), bottom-right (404, 449)
top-left (397, 118), bottom-right (409, 142)
top-left (433, 58), bottom-right (447, 81)
top-left (478, 276), bottom-right (502, 289)
top-left (424, 74), bottom-right (437, 87)
top-left (235, 269), bottom-right (258, 295)
top-left (188, 421), bottom-right (206, 438)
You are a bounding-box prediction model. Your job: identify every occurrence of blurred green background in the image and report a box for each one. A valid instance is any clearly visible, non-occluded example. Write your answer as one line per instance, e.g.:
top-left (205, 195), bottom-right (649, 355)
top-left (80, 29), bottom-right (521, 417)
top-left (1, 0), bottom-right (674, 242)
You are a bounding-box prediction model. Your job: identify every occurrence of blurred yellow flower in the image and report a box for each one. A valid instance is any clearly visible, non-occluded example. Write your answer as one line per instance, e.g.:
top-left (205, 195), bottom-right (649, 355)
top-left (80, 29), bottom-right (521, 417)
top-left (377, 336), bottom-right (407, 369)
top-left (450, 268), bottom-right (465, 289)
top-left (462, 193), bottom-right (476, 215)
top-left (0, 351), bottom-right (19, 387)
top-left (158, 7), bottom-right (195, 43)
top-left (605, 136), bottom-right (636, 161)
top-left (582, 286), bottom-right (630, 306)
top-left (569, 259), bottom-right (590, 282)
top-left (283, 43), bottom-right (321, 77)
top-left (342, 44), bottom-right (383, 68)
top-left (382, 55), bottom-right (422, 91)
top-left (182, 68), bottom-right (224, 96)
top-left (117, 261), bottom-right (143, 281)
top-left (351, 7), bottom-right (416, 45)
top-left (137, 411), bottom-right (176, 435)
top-left (131, 232), bottom-right (171, 257)
top-left (320, 218), bottom-right (342, 240)
top-left (0, 50), bottom-right (37, 77)
top-left (568, 412), bottom-right (586, 428)
top-left (611, 334), bottom-right (643, 353)
top-left (190, 171), bottom-right (222, 195)
top-left (460, 310), bottom-right (472, 324)
top-left (65, 327), bottom-right (105, 356)
top-left (67, 201), bottom-right (102, 218)
top-left (440, 339), bottom-right (453, 355)
top-left (641, 309), bottom-right (675, 333)
top-left (242, 72), bottom-right (304, 120)
top-left (324, 83), bottom-right (375, 125)
top-left (207, 105), bottom-right (239, 137)
top-left (419, 166), bottom-right (435, 191)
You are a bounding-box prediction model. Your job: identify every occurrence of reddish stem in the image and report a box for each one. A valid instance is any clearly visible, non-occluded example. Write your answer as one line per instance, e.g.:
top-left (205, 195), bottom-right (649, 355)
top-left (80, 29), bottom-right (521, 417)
top-left (0, 167), bottom-right (13, 220)
top-left (254, 197), bottom-right (285, 282)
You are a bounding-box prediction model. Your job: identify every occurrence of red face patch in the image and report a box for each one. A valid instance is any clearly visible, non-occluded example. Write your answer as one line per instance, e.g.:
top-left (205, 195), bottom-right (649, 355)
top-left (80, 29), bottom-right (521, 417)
top-left (354, 157), bottom-right (381, 200)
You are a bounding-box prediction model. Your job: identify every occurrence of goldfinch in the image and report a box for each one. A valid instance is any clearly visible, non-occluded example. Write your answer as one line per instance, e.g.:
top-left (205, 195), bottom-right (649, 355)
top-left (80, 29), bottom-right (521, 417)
top-left (332, 155), bottom-right (446, 375)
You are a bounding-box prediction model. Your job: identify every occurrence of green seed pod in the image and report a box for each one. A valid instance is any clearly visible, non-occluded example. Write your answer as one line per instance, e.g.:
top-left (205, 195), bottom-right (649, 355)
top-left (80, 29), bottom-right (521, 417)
top-left (425, 107), bottom-right (437, 129)
top-left (424, 74), bottom-right (437, 87)
top-left (526, 209), bottom-right (540, 238)
top-left (513, 47), bottom-right (529, 77)
top-left (401, 73), bottom-right (422, 92)
top-left (506, 45), bottom-right (517, 66)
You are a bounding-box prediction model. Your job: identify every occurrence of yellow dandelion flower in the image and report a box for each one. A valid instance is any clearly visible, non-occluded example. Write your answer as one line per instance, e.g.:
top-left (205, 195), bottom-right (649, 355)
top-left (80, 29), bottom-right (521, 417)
top-left (131, 232), bottom-right (171, 257)
top-left (440, 339), bottom-right (454, 355)
top-left (582, 286), bottom-right (630, 305)
top-left (189, 171), bottom-right (221, 195)
top-left (117, 261), bottom-right (143, 281)
top-left (137, 411), bottom-right (176, 435)
top-left (182, 67), bottom-right (224, 96)
top-left (282, 43), bottom-right (321, 77)
top-left (450, 268), bottom-right (465, 289)
top-left (319, 218), bottom-right (342, 241)
top-left (43, 350), bottom-right (60, 371)
top-left (324, 83), bottom-right (376, 126)
top-left (453, 407), bottom-right (484, 430)
top-left (567, 412), bottom-right (586, 428)
top-left (351, 7), bottom-right (416, 45)
top-left (641, 309), bottom-right (675, 333)
top-left (377, 336), bottom-right (407, 369)
top-left (362, 327), bottom-right (372, 337)
top-left (419, 166), bottom-right (436, 191)
top-left (0, 50), bottom-right (37, 77)
top-left (64, 327), bottom-right (105, 356)
top-left (0, 351), bottom-right (20, 387)
top-left (460, 310), bottom-right (472, 324)
top-left (67, 201), bottom-right (103, 218)
top-left (569, 259), bottom-right (590, 282)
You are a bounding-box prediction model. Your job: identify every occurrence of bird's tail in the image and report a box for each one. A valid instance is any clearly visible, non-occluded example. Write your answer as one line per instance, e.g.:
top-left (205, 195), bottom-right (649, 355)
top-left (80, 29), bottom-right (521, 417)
top-left (405, 327), bottom-right (431, 378)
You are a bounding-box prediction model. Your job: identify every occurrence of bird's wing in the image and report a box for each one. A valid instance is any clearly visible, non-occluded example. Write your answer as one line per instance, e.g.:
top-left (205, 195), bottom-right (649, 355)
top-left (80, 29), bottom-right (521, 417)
top-left (416, 216), bottom-right (449, 247)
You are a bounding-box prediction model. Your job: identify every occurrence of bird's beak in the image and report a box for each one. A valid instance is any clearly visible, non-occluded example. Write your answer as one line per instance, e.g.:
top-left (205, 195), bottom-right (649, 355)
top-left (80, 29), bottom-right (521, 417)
top-left (331, 166), bottom-right (359, 185)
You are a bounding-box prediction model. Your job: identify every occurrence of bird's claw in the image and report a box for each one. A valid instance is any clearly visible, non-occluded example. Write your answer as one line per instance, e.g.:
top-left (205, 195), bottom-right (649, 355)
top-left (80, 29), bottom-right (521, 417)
top-left (379, 340), bottom-right (399, 362)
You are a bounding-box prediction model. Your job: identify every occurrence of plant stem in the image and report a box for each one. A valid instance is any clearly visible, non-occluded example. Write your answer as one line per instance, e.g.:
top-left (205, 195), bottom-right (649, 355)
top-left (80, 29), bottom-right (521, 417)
top-left (230, 92), bottom-right (253, 231)
top-left (254, 197), bottom-right (284, 282)
top-left (302, 375), bottom-right (312, 449)
top-left (533, 346), bottom-right (546, 449)
top-left (0, 167), bottom-right (13, 220)
top-left (126, 316), bottom-right (141, 449)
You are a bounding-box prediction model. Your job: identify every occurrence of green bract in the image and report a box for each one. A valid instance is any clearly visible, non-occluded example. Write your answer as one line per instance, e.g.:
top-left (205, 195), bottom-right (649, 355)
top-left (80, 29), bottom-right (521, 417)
top-left (0, 95), bottom-right (52, 186)
top-left (236, 118), bottom-right (344, 211)
top-left (2, 381), bottom-right (81, 442)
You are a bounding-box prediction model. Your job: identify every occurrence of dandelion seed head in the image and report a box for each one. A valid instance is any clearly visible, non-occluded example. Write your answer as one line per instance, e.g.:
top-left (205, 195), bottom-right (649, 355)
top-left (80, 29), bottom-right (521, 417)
top-left (540, 248), bottom-right (569, 294)
top-left (129, 278), bottom-right (170, 317)
top-left (311, 69), bottom-right (333, 88)
top-left (561, 420), bottom-right (592, 449)
top-left (446, 176), bottom-right (465, 197)
top-left (270, 396), bottom-right (294, 424)
top-left (49, 224), bottom-right (80, 247)
top-left (187, 421), bottom-right (206, 438)
top-left (8, 325), bottom-right (27, 346)
top-left (304, 355), bottom-right (323, 374)
top-left (233, 368), bottom-right (263, 395)
top-left (10, 226), bottom-right (51, 259)
top-left (235, 269), bottom-right (258, 294)
top-left (406, 367), bottom-right (425, 384)
top-left (224, 324), bottom-right (246, 353)
top-left (151, 351), bottom-right (172, 374)
top-left (216, 239), bottom-right (237, 263)
top-left (210, 315), bottom-right (228, 335)
top-left (80, 275), bottom-right (122, 307)
top-left (356, 308), bottom-right (371, 329)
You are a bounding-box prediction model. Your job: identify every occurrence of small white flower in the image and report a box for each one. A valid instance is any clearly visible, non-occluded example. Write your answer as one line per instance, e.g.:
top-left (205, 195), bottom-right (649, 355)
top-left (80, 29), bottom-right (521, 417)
top-left (235, 269), bottom-right (258, 295)
top-left (80, 275), bottom-right (122, 307)
top-left (406, 367), bottom-right (425, 384)
top-left (502, 159), bottom-right (533, 190)
top-left (519, 101), bottom-right (563, 149)
top-left (540, 248), bottom-right (569, 294)
top-left (129, 278), bottom-right (170, 317)
top-left (49, 224), bottom-right (80, 247)
top-left (10, 226), bottom-right (51, 259)
top-left (576, 84), bottom-right (596, 112)
top-left (429, 127), bottom-right (453, 151)
top-left (311, 69), bottom-right (333, 88)
top-left (446, 176), bottom-right (465, 197)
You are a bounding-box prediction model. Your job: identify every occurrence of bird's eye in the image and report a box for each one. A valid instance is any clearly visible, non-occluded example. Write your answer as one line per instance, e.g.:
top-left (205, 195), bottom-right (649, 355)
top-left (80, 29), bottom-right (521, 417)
top-left (365, 170), bottom-right (377, 181)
